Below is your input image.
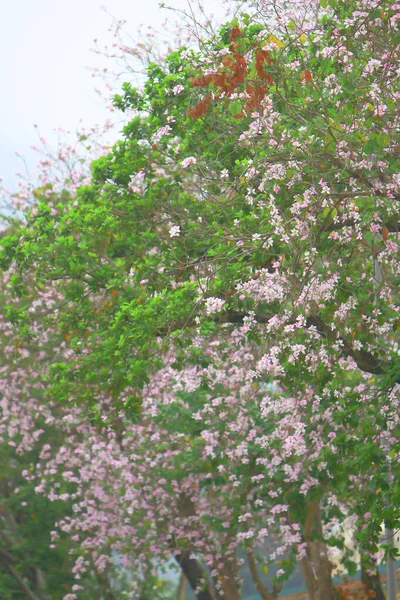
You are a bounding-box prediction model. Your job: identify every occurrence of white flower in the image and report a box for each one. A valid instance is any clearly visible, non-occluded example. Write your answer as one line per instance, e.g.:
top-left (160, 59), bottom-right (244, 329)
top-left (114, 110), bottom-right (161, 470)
top-left (151, 124), bottom-right (172, 144)
top-left (276, 569), bottom-right (285, 578)
top-left (169, 225), bottom-right (181, 238)
top-left (172, 84), bottom-right (184, 95)
top-left (128, 170), bottom-right (145, 194)
top-left (181, 156), bottom-right (197, 168)
top-left (204, 297), bottom-right (225, 314)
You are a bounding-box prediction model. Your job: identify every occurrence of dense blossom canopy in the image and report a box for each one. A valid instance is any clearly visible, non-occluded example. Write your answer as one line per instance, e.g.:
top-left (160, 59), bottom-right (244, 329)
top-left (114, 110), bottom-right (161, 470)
top-left (0, 0), bottom-right (399, 599)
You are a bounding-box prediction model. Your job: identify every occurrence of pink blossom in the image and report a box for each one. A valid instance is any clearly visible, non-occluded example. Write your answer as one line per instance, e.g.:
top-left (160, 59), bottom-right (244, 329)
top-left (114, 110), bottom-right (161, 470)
top-left (180, 156), bottom-right (197, 168)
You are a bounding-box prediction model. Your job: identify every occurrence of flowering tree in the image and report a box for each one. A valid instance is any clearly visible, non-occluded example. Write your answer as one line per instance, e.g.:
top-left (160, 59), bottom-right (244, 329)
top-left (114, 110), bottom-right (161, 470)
top-left (0, 0), bottom-right (399, 599)
top-left (0, 258), bottom-right (129, 599)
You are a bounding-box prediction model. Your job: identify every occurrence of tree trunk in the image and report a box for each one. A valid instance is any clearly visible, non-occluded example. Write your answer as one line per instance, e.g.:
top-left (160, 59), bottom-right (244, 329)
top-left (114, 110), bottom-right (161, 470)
top-left (300, 500), bottom-right (337, 600)
top-left (247, 550), bottom-right (280, 600)
top-left (172, 493), bottom-right (219, 600)
top-left (176, 571), bottom-right (186, 599)
top-left (361, 558), bottom-right (386, 600)
top-left (220, 566), bottom-right (242, 600)
top-left (220, 578), bottom-right (242, 600)
top-left (174, 551), bottom-right (217, 600)
top-left (299, 554), bottom-right (318, 600)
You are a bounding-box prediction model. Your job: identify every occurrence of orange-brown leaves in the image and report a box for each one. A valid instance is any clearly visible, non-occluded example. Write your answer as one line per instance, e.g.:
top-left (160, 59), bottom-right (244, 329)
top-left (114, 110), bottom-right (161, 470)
top-left (187, 50), bottom-right (248, 118)
top-left (209, 73), bottom-right (227, 88)
top-left (255, 48), bottom-right (273, 82)
top-left (382, 225), bottom-right (389, 241)
top-left (187, 29), bottom-right (274, 119)
top-left (244, 84), bottom-right (267, 112)
top-left (222, 55), bottom-right (236, 69)
top-left (229, 26), bottom-right (242, 42)
top-left (229, 26), bottom-right (242, 53)
top-left (300, 69), bottom-right (312, 83)
top-left (234, 54), bottom-right (247, 83)
top-left (191, 74), bottom-right (213, 87)
top-left (186, 94), bottom-right (211, 119)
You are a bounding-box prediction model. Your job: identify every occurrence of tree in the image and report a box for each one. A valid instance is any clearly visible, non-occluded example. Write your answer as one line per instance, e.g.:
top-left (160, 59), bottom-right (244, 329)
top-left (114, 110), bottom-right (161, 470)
top-left (0, 222), bottom-right (128, 600)
top-left (0, 0), bottom-right (399, 598)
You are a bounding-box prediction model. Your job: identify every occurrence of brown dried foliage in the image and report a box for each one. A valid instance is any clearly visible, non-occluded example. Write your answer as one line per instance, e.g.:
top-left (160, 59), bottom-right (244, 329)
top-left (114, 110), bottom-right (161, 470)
top-left (300, 69), bottom-right (312, 83)
top-left (187, 27), bottom-right (274, 119)
top-left (244, 84), bottom-right (267, 112)
top-left (186, 94), bottom-right (211, 119)
top-left (255, 48), bottom-right (273, 82)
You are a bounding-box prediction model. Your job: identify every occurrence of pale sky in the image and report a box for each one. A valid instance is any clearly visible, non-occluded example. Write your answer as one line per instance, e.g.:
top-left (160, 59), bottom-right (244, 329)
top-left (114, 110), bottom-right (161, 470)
top-left (0, 0), bottom-right (228, 192)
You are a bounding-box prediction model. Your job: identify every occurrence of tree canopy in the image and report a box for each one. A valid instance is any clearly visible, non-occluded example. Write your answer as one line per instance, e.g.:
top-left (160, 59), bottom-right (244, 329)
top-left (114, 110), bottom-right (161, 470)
top-left (0, 0), bottom-right (399, 599)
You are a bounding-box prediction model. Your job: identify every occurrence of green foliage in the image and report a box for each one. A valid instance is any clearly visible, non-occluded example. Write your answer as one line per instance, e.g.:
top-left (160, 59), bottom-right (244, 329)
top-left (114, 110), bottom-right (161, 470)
top-left (0, 2), bottom-right (399, 587)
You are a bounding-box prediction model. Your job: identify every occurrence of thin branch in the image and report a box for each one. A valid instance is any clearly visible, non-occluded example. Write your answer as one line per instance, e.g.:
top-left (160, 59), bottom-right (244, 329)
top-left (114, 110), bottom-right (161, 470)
top-left (0, 546), bottom-right (17, 564)
top-left (0, 558), bottom-right (42, 600)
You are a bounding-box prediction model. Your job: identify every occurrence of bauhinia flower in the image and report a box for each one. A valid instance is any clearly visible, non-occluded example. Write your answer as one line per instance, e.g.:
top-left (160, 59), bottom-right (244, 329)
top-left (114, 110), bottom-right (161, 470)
top-left (169, 225), bottom-right (181, 237)
top-left (180, 156), bottom-right (197, 168)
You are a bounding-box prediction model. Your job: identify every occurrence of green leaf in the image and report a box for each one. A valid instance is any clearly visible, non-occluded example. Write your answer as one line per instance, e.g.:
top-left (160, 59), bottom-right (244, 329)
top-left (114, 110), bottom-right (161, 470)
top-left (229, 100), bottom-right (242, 116)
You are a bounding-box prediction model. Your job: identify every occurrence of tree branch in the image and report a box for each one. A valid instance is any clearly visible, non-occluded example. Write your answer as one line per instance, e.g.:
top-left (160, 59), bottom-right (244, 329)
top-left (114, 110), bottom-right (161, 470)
top-left (173, 550), bottom-right (218, 600)
top-left (177, 571), bottom-right (187, 600)
top-left (220, 311), bottom-right (397, 380)
top-left (0, 545), bottom-right (17, 564)
top-left (247, 550), bottom-right (277, 600)
top-left (0, 557), bottom-right (43, 600)
top-left (322, 218), bottom-right (399, 235)
top-left (306, 315), bottom-right (386, 376)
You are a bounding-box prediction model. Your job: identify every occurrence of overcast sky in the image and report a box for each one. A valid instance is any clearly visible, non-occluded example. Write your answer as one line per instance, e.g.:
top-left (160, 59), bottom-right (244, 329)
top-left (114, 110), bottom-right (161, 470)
top-left (0, 0), bottom-right (227, 192)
